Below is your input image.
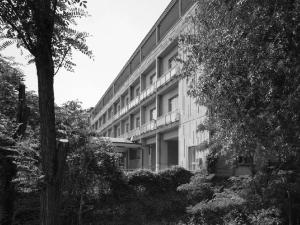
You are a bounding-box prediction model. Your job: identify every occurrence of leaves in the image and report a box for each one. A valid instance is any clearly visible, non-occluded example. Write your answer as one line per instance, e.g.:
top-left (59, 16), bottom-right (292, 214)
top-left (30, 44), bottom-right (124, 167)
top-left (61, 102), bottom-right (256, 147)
top-left (0, 0), bottom-right (93, 75)
top-left (179, 0), bottom-right (300, 166)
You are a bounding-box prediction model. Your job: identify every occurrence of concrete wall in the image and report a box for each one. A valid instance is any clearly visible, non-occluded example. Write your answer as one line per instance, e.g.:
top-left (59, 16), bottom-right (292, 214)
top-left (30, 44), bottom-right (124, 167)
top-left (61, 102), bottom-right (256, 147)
top-left (178, 76), bottom-right (209, 169)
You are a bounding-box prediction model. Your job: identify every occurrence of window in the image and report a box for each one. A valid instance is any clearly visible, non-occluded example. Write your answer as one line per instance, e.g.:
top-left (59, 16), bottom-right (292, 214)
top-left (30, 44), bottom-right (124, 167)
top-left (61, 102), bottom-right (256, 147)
top-left (150, 73), bottom-right (156, 85)
top-left (117, 104), bottom-right (120, 113)
top-left (168, 95), bottom-right (178, 112)
top-left (135, 117), bottom-right (140, 128)
top-left (129, 149), bottom-right (140, 160)
top-left (125, 97), bottom-right (129, 106)
top-left (168, 53), bottom-right (178, 69)
top-left (125, 123), bottom-right (129, 132)
top-left (135, 87), bottom-right (140, 97)
top-left (117, 127), bottom-right (121, 137)
top-left (150, 108), bottom-right (157, 121)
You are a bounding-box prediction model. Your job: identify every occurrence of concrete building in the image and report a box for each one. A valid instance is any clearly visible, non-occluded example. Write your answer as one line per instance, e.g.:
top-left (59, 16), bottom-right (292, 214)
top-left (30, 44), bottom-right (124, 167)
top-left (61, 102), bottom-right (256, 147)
top-left (90, 0), bottom-right (210, 172)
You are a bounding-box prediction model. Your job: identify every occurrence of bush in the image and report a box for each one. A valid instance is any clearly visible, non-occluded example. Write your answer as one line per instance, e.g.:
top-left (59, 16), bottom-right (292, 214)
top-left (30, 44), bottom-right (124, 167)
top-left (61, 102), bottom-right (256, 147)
top-left (128, 166), bottom-right (192, 195)
top-left (127, 169), bottom-right (159, 195)
top-left (178, 173), bottom-right (214, 203)
top-left (158, 166), bottom-right (193, 190)
top-left (249, 208), bottom-right (283, 225)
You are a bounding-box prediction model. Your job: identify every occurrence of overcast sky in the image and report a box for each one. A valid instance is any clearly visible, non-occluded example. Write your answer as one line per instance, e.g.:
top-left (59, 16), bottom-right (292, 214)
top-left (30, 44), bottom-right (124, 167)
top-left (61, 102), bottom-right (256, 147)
top-left (4, 0), bottom-right (171, 108)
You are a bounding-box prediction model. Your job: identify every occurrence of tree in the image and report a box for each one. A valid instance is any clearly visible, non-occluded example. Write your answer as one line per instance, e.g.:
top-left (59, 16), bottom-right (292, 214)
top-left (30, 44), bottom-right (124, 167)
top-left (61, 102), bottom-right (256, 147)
top-left (0, 1), bottom-right (92, 224)
top-left (179, 0), bottom-right (300, 171)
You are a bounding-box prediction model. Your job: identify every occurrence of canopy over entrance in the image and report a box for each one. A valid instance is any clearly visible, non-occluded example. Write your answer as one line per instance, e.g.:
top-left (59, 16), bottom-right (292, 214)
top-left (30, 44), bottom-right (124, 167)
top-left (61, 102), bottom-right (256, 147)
top-left (99, 137), bottom-right (141, 152)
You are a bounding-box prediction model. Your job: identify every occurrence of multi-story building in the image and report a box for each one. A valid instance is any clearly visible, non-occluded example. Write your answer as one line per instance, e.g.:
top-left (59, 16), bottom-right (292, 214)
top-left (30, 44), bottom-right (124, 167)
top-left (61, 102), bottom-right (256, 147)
top-left (90, 0), bottom-right (210, 172)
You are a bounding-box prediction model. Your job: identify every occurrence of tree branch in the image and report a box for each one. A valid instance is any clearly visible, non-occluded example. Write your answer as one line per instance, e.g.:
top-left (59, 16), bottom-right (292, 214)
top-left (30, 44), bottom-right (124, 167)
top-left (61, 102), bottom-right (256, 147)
top-left (6, 0), bottom-right (36, 54)
top-left (54, 46), bottom-right (70, 76)
top-left (1, 14), bottom-right (34, 55)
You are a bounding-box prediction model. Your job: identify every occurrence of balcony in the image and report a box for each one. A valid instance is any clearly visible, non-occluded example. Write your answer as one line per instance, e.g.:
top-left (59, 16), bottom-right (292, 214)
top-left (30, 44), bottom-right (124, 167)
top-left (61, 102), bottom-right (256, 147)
top-left (156, 66), bottom-right (178, 89)
top-left (141, 120), bottom-right (157, 134)
top-left (156, 110), bottom-right (180, 128)
top-left (140, 83), bottom-right (155, 101)
top-left (95, 66), bottom-right (179, 132)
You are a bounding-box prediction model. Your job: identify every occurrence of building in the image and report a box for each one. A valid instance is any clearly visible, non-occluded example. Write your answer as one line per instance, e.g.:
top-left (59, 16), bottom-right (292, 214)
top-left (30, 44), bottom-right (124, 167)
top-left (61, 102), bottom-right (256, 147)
top-left (90, 0), bottom-right (210, 172)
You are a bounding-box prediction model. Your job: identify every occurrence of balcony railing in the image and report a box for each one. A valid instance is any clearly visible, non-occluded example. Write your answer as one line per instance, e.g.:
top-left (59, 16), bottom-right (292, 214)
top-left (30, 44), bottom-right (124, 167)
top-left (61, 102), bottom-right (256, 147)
top-left (156, 110), bottom-right (180, 128)
top-left (156, 66), bottom-right (178, 89)
top-left (127, 128), bottom-right (141, 138)
top-left (141, 120), bottom-right (157, 134)
top-left (140, 83), bottom-right (155, 101)
top-left (95, 66), bottom-right (179, 132)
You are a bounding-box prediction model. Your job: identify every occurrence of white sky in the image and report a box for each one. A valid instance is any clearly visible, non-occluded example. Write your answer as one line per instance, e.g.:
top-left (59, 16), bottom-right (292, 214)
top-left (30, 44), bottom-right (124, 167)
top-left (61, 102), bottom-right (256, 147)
top-left (4, 0), bottom-right (172, 109)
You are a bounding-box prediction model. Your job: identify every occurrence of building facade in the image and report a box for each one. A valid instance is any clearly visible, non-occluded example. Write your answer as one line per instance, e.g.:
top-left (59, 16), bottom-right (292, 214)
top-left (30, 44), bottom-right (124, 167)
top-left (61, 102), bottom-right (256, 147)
top-left (90, 0), bottom-right (210, 172)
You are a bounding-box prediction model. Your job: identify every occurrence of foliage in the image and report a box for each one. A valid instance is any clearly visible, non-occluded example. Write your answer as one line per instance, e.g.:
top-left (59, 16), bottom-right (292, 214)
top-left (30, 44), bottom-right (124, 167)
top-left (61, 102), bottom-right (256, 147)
top-left (179, 0), bottom-right (300, 170)
top-left (0, 0), bottom-right (92, 73)
top-left (178, 170), bottom-right (300, 225)
top-left (178, 173), bottom-right (214, 203)
top-left (62, 138), bottom-right (125, 225)
top-left (128, 167), bottom-right (192, 195)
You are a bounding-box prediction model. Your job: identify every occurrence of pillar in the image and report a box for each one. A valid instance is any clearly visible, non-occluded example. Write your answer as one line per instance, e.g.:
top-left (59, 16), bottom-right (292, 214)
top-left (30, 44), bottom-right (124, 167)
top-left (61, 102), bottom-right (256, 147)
top-left (155, 133), bottom-right (161, 172)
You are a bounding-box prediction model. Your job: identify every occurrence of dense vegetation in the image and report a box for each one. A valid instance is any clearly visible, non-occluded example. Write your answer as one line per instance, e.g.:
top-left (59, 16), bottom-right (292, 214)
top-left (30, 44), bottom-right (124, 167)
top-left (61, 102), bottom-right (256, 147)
top-left (178, 0), bottom-right (300, 224)
top-left (0, 0), bottom-right (299, 224)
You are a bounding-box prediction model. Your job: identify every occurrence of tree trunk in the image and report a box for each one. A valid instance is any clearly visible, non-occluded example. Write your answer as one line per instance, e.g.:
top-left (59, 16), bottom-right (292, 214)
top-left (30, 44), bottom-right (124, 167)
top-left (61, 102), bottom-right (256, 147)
top-left (0, 150), bottom-right (16, 225)
top-left (35, 47), bottom-right (61, 225)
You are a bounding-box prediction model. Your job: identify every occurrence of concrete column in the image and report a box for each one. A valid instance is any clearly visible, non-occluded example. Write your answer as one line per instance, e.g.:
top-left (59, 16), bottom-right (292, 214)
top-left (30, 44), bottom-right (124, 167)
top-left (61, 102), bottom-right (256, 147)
top-left (140, 106), bottom-right (144, 126)
top-left (139, 48), bottom-right (143, 62)
top-left (156, 26), bottom-right (160, 44)
top-left (179, 0), bottom-right (182, 17)
top-left (155, 133), bottom-right (161, 172)
top-left (128, 86), bottom-right (132, 101)
top-left (141, 139), bottom-right (146, 169)
top-left (156, 93), bottom-right (160, 118)
top-left (156, 56), bottom-right (160, 78)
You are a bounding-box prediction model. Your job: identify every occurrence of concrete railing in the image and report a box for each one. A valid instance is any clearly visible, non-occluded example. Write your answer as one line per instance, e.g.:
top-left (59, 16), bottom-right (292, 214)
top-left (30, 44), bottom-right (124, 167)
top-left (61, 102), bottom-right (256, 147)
top-left (156, 109), bottom-right (180, 127)
top-left (96, 66), bottom-right (179, 133)
top-left (156, 66), bottom-right (178, 89)
top-left (141, 120), bottom-right (157, 134)
top-left (127, 128), bottom-right (141, 138)
top-left (140, 83), bottom-right (156, 101)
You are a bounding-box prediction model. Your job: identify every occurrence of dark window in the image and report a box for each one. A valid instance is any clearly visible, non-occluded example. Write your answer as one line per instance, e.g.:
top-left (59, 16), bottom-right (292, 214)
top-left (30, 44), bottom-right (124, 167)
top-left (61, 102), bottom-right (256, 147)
top-left (136, 117), bottom-right (140, 128)
top-left (129, 149), bottom-right (140, 160)
top-left (168, 95), bottom-right (178, 112)
top-left (135, 87), bottom-right (140, 97)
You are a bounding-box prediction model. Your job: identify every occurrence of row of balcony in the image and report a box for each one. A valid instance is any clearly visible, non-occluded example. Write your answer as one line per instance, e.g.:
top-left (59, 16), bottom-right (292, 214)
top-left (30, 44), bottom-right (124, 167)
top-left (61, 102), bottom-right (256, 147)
top-left (117, 109), bottom-right (180, 139)
top-left (96, 66), bottom-right (179, 132)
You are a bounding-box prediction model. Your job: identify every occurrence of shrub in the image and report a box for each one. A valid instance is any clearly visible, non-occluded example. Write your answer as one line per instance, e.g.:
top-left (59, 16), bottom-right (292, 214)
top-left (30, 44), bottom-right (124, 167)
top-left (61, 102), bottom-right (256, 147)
top-left (249, 207), bottom-right (283, 225)
top-left (178, 173), bottom-right (214, 203)
top-left (158, 166), bottom-right (193, 190)
top-left (127, 169), bottom-right (159, 195)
